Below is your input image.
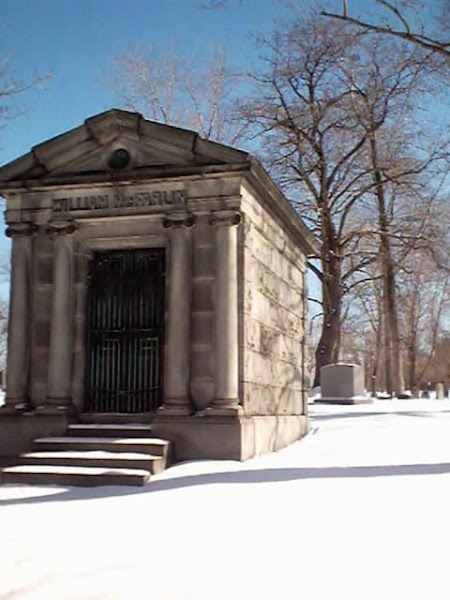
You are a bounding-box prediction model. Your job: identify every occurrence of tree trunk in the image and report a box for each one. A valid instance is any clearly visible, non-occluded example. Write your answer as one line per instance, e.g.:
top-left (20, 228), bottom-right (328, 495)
top-left (382, 288), bottom-right (393, 394)
top-left (406, 299), bottom-right (418, 393)
top-left (370, 135), bottom-right (405, 396)
top-left (372, 292), bottom-right (383, 395)
top-left (313, 209), bottom-right (342, 387)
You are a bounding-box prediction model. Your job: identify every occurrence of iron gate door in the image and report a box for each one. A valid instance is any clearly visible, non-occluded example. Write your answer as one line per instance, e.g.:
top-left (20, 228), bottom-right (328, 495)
top-left (85, 248), bottom-right (165, 413)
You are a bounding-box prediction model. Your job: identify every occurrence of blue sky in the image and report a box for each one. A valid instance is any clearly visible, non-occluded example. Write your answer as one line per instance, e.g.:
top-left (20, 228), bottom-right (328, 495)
top-left (1, 0), bottom-right (283, 165)
top-left (0, 0), bottom-right (447, 302)
top-left (1, 0), bottom-right (447, 170)
top-left (0, 0), bottom-right (287, 296)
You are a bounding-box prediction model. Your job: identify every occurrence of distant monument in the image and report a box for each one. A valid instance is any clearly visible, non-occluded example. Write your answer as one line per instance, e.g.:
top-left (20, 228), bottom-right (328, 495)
top-left (435, 383), bottom-right (445, 400)
top-left (317, 363), bottom-right (372, 405)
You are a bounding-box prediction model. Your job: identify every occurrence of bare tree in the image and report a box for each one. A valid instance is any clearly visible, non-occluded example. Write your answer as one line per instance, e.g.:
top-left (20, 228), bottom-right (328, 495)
top-left (241, 14), bottom-right (439, 388)
top-left (195, 0), bottom-right (244, 8)
top-left (240, 18), bottom-right (389, 387)
top-left (105, 45), bottom-right (245, 145)
top-left (0, 55), bottom-right (50, 367)
top-left (0, 54), bottom-right (51, 130)
top-left (420, 334), bottom-right (450, 389)
top-left (322, 0), bottom-right (450, 60)
top-left (399, 254), bottom-right (449, 393)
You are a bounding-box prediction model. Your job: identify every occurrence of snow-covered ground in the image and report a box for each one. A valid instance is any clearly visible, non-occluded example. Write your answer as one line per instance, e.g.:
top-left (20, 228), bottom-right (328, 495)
top-left (1, 399), bottom-right (449, 600)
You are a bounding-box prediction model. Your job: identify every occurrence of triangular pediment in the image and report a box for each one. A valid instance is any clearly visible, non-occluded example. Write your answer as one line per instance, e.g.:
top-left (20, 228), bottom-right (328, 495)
top-left (0, 109), bottom-right (249, 185)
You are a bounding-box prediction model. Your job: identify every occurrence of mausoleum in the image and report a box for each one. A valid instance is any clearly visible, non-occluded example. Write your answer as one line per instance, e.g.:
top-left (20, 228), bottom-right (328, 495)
top-left (0, 110), bottom-right (316, 470)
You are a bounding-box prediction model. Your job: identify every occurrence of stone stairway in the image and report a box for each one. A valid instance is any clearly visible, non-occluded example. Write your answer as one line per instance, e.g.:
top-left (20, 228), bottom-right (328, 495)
top-left (1, 423), bottom-right (171, 487)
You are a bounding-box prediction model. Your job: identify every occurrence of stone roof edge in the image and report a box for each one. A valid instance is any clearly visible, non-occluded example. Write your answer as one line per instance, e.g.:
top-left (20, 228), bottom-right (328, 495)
top-left (245, 157), bottom-right (318, 257)
top-left (0, 163), bottom-right (251, 194)
top-left (0, 109), bottom-right (249, 187)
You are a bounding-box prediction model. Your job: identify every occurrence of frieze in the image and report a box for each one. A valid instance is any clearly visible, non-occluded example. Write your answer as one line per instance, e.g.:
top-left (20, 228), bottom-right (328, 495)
top-left (52, 187), bottom-right (187, 214)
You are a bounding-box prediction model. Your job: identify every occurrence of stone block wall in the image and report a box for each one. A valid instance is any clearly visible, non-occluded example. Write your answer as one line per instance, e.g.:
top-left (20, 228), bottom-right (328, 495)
top-left (240, 190), bottom-right (307, 417)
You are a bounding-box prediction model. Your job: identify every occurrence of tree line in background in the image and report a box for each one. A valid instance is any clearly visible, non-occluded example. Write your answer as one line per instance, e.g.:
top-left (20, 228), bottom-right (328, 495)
top-left (1, 0), bottom-right (449, 393)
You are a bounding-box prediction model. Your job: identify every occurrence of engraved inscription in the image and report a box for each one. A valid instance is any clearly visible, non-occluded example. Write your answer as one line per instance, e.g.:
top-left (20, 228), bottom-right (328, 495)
top-left (53, 189), bottom-right (186, 213)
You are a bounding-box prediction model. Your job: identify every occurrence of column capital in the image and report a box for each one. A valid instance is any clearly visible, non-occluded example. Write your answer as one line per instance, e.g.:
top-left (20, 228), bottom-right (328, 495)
top-left (163, 212), bottom-right (195, 229)
top-left (209, 210), bottom-right (241, 227)
top-left (46, 221), bottom-right (77, 239)
top-left (5, 222), bottom-right (38, 238)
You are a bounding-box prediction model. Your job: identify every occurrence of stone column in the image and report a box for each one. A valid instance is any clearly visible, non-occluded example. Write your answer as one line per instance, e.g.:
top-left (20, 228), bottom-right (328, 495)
top-left (160, 212), bottom-right (195, 415)
top-left (207, 210), bottom-right (242, 416)
top-left (46, 221), bottom-right (77, 410)
top-left (3, 223), bottom-right (36, 410)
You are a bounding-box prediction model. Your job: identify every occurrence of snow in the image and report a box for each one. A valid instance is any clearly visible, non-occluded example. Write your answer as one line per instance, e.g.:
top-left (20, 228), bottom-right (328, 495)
top-left (1, 399), bottom-right (450, 600)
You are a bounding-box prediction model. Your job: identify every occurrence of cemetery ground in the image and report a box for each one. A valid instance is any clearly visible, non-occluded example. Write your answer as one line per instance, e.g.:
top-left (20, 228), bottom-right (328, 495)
top-left (1, 399), bottom-right (449, 600)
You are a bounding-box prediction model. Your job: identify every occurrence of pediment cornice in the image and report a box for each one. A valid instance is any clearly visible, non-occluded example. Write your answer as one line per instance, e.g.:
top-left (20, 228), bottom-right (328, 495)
top-left (0, 109), bottom-right (249, 189)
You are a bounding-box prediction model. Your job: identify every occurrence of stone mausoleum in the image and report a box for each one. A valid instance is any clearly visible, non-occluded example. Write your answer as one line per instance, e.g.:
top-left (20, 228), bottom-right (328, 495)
top-left (0, 109), bottom-right (316, 465)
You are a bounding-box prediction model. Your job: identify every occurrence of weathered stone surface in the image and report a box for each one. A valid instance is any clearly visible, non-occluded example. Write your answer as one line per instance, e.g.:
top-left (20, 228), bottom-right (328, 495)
top-left (37, 256), bottom-right (53, 284)
top-left (152, 414), bottom-right (309, 461)
top-left (318, 363), bottom-right (371, 405)
top-left (191, 347), bottom-right (213, 379)
top-left (34, 320), bottom-right (51, 347)
top-left (321, 363), bottom-right (364, 398)
top-left (191, 312), bottom-right (214, 345)
top-left (241, 190), bottom-right (307, 417)
top-left (435, 383), bottom-right (445, 400)
top-left (189, 380), bottom-right (214, 411)
top-left (193, 245), bottom-right (214, 279)
top-left (192, 280), bottom-right (214, 311)
top-left (32, 287), bottom-right (52, 318)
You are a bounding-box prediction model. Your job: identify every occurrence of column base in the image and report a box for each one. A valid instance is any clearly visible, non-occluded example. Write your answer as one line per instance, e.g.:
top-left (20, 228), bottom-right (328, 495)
top-left (205, 399), bottom-right (243, 417)
top-left (1, 400), bottom-right (33, 414)
top-left (204, 404), bottom-right (243, 417)
top-left (159, 399), bottom-right (193, 417)
top-left (43, 399), bottom-right (77, 416)
top-left (158, 406), bottom-right (192, 417)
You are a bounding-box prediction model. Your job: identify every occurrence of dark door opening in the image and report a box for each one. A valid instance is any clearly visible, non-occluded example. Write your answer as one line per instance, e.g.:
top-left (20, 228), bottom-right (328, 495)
top-left (85, 248), bottom-right (165, 413)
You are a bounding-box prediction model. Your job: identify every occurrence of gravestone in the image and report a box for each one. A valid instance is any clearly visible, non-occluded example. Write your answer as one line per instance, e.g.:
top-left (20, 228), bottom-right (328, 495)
top-left (317, 363), bottom-right (372, 405)
top-left (435, 383), bottom-right (445, 400)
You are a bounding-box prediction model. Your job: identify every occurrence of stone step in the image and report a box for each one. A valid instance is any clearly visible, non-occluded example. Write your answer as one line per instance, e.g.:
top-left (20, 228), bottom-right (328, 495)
top-left (18, 450), bottom-right (166, 474)
top-left (67, 423), bottom-right (153, 438)
top-left (78, 413), bottom-right (153, 424)
top-left (32, 437), bottom-right (171, 461)
top-left (1, 465), bottom-right (150, 487)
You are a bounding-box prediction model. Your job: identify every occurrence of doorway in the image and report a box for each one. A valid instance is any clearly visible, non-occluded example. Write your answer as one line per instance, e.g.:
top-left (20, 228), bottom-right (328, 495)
top-left (85, 248), bottom-right (165, 413)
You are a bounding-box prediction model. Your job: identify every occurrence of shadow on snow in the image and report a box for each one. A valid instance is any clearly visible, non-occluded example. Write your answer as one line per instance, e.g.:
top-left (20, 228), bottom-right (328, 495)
top-left (310, 410), bottom-right (450, 422)
top-left (2, 461), bottom-right (450, 506)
